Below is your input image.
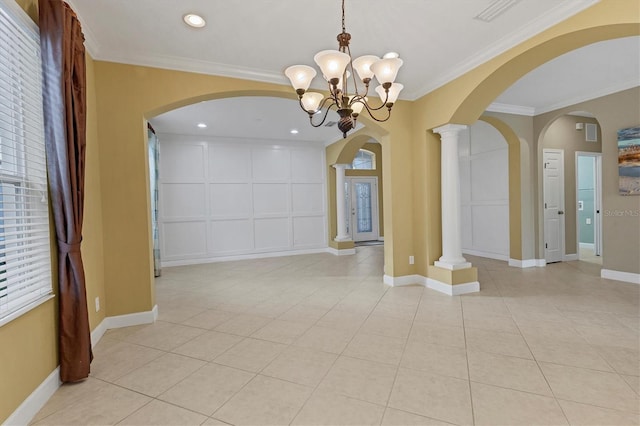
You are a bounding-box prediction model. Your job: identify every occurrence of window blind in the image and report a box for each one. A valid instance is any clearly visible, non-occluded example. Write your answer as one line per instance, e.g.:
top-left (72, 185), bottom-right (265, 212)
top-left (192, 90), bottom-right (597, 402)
top-left (0, 0), bottom-right (52, 322)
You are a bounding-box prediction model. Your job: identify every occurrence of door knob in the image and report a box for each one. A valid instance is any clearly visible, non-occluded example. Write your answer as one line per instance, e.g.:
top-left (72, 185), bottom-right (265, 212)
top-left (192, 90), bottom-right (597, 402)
top-left (558, 211), bottom-right (564, 215)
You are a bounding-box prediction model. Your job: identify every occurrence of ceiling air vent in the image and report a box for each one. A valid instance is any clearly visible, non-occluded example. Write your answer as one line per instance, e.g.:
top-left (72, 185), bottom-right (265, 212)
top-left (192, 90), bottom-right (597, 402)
top-left (474, 0), bottom-right (520, 22)
top-left (324, 121), bottom-right (337, 127)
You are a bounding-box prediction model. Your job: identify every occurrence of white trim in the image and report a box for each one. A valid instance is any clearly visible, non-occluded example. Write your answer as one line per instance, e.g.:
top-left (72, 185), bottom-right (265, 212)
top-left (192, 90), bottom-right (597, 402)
top-left (326, 247), bottom-right (356, 256)
top-left (383, 274), bottom-right (427, 287)
top-left (485, 102), bottom-right (536, 116)
top-left (536, 259), bottom-right (547, 267)
top-left (509, 258), bottom-right (538, 268)
top-left (162, 248), bottom-right (330, 267)
top-left (4, 367), bottom-right (61, 426)
top-left (377, 236), bottom-right (385, 241)
top-left (535, 79), bottom-right (639, 115)
top-left (564, 253), bottom-right (579, 261)
top-left (91, 305), bottom-right (158, 348)
top-left (601, 269), bottom-right (640, 285)
top-left (462, 249), bottom-right (509, 262)
top-left (427, 278), bottom-right (480, 295)
top-left (579, 242), bottom-right (595, 250)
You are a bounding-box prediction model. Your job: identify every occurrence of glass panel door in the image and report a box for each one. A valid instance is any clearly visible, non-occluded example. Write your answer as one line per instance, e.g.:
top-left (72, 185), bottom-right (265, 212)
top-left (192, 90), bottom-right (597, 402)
top-left (349, 177), bottom-right (379, 242)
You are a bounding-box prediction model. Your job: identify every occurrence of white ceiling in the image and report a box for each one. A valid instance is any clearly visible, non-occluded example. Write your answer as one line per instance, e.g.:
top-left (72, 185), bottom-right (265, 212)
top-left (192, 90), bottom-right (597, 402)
top-left (65, 0), bottom-right (639, 142)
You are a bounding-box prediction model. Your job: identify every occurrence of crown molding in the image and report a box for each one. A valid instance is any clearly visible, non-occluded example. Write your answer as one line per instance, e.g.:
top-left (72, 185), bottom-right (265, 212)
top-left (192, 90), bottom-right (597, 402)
top-left (533, 79), bottom-right (639, 115)
top-left (486, 102), bottom-right (535, 116)
top-left (411, 0), bottom-right (600, 100)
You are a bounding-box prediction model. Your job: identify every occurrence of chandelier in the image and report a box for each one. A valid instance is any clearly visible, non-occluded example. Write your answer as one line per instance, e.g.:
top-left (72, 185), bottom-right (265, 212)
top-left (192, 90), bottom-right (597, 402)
top-left (284, 0), bottom-right (403, 138)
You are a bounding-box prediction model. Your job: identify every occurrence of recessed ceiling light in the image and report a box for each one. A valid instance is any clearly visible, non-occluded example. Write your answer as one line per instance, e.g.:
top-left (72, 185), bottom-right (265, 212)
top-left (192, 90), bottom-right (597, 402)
top-left (183, 14), bottom-right (206, 28)
top-left (197, 123), bottom-right (207, 128)
top-left (290, 129), bottom-right (299, 134)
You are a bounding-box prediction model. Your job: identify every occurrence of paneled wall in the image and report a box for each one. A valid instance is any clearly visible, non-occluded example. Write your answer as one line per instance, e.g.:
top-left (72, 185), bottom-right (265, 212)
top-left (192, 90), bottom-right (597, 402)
top-left (158, 135), bottom-right (327, 265)
top-left (460, 121), bottom-right (510, 260)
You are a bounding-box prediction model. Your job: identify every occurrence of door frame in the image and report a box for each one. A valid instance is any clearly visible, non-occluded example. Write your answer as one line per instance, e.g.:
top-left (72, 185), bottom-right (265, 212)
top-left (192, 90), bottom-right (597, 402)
top-left (543, 149), bottom-right (565, 263)
top-left (575, 151), bottom-right (603, 258)
top-left (346, 176), bottom-right (380, 242)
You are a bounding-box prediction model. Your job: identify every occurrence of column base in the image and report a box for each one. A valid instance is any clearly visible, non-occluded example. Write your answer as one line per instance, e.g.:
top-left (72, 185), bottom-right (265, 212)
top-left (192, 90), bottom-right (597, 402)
top-left (434, 260), bottom-right (472, 271)
top-left (427, 264), bottom-right (479, 296)
top-left (334, 236), bottom-right (352, 242)
top-left (427, 278), bottom-right (479, 295)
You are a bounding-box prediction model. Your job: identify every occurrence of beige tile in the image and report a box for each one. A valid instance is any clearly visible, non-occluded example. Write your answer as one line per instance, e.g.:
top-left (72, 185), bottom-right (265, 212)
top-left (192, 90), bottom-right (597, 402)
top-left (90, 339), bottom-right (164, 382)
top-left (214, 314), bottom-right (272, 336)
top-left (103, 324), bottom-right (148, 341)
top-left (468, 351), bottom-right (552, 396)
top-left (381, 408), bottom-right (453, 426)
top-left (172, 330), bottom-right (243, 361)
top-left (118, 399), bottom-right (208, 425)
top-left (558, 399), bottom-right (640, 426)
top-left (463, 312), bottom-right (520, 334)
top-left (594, 345), bottom-right (640, 376)
top-left (465, 328), bottom-right (533, 359)
top-left (388, 367), bottom-right (473, 425)
top-left (409, 322), bottom-right (466, 348)
top-left (213, 375), bottom-right (313, 425)
top-left (316, 309), bottom-right (368, 332)
top-left (373, 301), bottom-right (418, 321)
top-left (33, 380), bottom-right (150, 425)
top-left (250, 319), bottom-right (311, 344)
top-left (470, 382), bottom-right (568, 426)
top-left (180, 309), bottom-right (237, 329)
top-left (575, 324), bottom-right (640, 350)
top-left (401, 340), bottom-right (468, 380)
top-left (540, 362), bottom-right (640, 413)
top-left (622, 374), bottom-right (640, 395)
top-left (360, 314), bottom-right (413, 339)
top-left (214, 337), bottom-right (286, 372)
top-left (202, 418), bottom-right (231, 425)
top-left (114, 353), bottom-right (206, 397)
top-left (157, 305), bottom-right (206, 324)
top-left (524, 335), bottom-right (613, 371)
top-left (414, 305), bottom-right (464, 327)
top-left (123, 321), bottom-right (206, 351)
top-left (343, 332), bottom-right (406, 365)
top-left (278, 304), bottom-right (329, 323)
top-left (158, 363), bottom-right (254, 415)
top-left (292, 391), bottom-right (385, 425)
top-left (318, 356), bottom-right (397, 405)
top-left (294, 325), bottom-right (355, 354)
top-left (31, 378), bottom-right (109, 423)
top-left (262, 346), bottom-right (337, 387)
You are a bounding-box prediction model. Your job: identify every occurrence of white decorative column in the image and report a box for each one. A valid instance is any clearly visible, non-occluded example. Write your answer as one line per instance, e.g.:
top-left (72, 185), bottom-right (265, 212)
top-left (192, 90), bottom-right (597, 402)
top-left (333, 164), bottom-right (351, 242)
top-left (433, 124), bottom-right (471, 270)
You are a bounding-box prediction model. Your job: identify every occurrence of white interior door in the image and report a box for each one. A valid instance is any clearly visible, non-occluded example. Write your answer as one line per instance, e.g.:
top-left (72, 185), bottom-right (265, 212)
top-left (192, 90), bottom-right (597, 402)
top-left (348, 177), bottom-right (379, 242)
top-left (594, 154), bottom-right (603, 256)
top-left (543, 149), bottom-right (565, 263)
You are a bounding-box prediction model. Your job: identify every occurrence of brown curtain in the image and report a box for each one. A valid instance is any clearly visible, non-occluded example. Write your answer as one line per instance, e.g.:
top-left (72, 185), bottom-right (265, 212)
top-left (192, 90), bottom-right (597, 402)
top-left (39, 0), bottom-right (92, 382)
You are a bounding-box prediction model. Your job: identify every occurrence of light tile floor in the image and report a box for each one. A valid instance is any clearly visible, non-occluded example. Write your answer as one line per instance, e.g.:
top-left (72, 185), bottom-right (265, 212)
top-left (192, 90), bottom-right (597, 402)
top-left (32, 246), bottom-right (640, 425)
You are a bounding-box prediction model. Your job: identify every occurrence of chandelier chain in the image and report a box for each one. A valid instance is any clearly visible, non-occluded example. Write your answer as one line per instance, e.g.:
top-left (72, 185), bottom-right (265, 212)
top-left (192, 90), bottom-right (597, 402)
top-left (341, 0), bottom-right (346, 34)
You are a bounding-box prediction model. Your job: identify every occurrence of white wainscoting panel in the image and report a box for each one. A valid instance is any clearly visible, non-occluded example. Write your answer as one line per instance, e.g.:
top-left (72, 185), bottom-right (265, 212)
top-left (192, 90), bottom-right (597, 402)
top-left (161, 183), bottom-right (206, 218)
top-left (159, 135), bottom-right (327, 264)
top-left (162, 221), bottom-right (208, 258)
top-left (460, 121), bottom-right (510, 260)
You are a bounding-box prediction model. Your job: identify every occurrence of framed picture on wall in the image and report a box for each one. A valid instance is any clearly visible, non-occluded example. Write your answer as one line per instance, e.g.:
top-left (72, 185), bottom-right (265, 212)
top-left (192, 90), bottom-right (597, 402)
top-left (617, 126), bottom-right (640, 195)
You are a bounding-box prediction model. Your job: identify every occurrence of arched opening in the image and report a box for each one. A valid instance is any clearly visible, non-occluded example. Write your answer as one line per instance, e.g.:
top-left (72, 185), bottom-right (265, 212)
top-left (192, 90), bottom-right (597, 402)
top-left (537, 111), bottom-right (603, 267)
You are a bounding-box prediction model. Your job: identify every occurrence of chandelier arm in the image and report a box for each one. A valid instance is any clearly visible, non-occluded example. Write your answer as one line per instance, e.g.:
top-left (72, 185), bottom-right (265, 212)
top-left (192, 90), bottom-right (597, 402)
top-left (308, 102), bottom-right (337, 128)
top-left (360, 102), bottom-right (392, 123)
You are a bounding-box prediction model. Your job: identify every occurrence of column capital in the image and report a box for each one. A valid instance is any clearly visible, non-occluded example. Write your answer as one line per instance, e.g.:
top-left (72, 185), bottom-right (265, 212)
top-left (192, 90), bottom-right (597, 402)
top-left (433, 123), bottom-right (468, 136)
top-left (332, 163), bottom-right (350, 170)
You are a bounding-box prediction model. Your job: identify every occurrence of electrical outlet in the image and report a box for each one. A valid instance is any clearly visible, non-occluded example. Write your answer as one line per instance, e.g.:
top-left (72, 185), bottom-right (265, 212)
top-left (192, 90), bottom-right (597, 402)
top-left (409, 256), bottom-right (414, 265)
top-left (95, 297), bottom-right (100, 312)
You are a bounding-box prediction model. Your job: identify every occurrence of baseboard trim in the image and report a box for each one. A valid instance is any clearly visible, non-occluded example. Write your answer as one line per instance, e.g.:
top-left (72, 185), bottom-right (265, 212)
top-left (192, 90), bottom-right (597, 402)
top-left (536, 259), bottom-right (547, 267)
top-left (326, 247), bottom-right (356, 256)
top-left (579, 242), bottom-right (595, 250)
top-left (91, 305), bottom-right (158, 348)
top-left (509, 258), bottom-right (539, 268)
top-left (564, 253), bottom-right (579, 262)
top-left (601, 269), bottom-right (640, 285)
top-left (162, 248), bottom-right (329, 267)
top-left (383, 274), bottom-right (426, 287)
top-left (4, 367), bottom-right (61, 426)
top-left (462, 249), bottom-right (509, 262)
top-left (427, 278), bottom-right (480, 295)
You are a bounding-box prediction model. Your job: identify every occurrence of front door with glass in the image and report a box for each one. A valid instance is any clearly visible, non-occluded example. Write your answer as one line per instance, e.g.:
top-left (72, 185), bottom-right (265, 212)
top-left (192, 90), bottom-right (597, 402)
top-left (346, 177), bottom-right (379, 242)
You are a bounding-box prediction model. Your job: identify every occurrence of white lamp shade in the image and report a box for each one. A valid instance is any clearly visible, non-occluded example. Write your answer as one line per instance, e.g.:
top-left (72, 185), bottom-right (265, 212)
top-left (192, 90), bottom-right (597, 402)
top-left (375, 83), bottom-right (403, 104)
top-left (352, 55), bottom-right (379, 81)
top-left (301, 92), bottom-right (324, 112)
top-left (314, 50), bottom-right (350, 81)
top-left (370, 57), bottom-right (403, 85)
top-left (349, 96), bottom-right (367, 114)
top-left (285, 65), bottom-right (317, 91)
